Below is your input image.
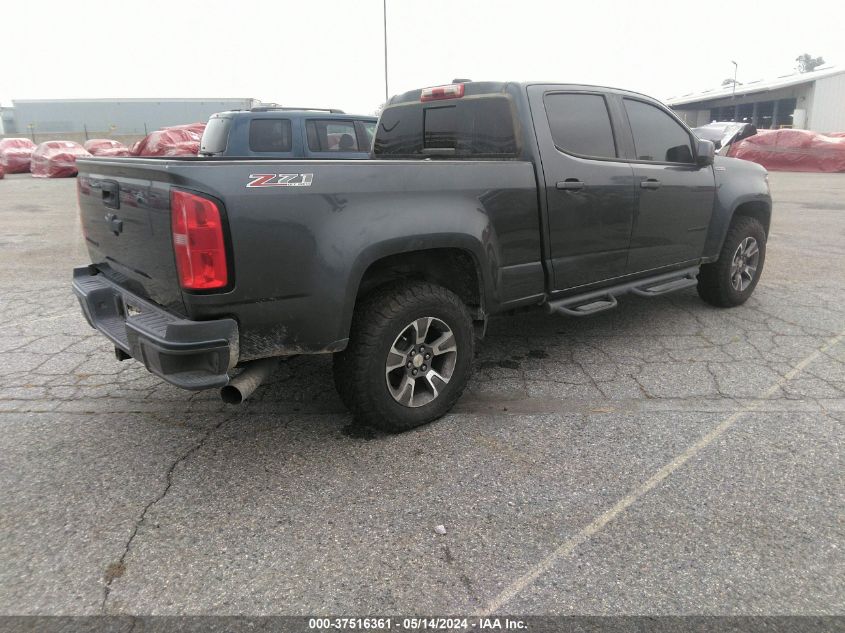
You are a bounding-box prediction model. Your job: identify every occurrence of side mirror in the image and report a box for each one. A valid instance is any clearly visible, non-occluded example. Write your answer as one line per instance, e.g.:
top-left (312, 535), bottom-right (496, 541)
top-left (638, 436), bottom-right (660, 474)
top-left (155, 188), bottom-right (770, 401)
top-left (696, 139), bottom-right (715, 166)
top-left (737, 123), bottom-right (757, 142)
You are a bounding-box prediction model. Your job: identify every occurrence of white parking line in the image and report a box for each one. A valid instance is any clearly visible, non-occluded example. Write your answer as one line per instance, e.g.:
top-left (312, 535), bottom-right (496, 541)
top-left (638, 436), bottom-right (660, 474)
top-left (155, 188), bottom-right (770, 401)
top-left (477, 327), bottom-right (845, 615)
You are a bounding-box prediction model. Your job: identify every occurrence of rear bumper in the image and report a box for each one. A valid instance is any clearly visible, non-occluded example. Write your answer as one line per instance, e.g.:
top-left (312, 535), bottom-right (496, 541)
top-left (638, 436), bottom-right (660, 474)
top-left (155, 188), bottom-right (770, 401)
top-left (72, 266), bottom-right (238, 390)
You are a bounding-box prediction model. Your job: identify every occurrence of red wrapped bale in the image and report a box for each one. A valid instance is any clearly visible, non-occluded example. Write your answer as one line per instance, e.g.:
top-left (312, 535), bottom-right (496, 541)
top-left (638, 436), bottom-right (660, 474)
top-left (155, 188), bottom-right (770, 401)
top-left (728, 128), bottom-right (845, 172)
top-left (132, 128), bottom-right (202, 157)
top-left (2, 147), bottom-right (35, 173)
top-left (163, 122), bottom-right (206, 135)
top-left (162, 140), bottom-right (200, 156)
top-left (0, 138), bottom-right (37, 173)
top-left (30, 141), bottom-right (91, 178)
top-left (83, 139), bottom-right (131, 157)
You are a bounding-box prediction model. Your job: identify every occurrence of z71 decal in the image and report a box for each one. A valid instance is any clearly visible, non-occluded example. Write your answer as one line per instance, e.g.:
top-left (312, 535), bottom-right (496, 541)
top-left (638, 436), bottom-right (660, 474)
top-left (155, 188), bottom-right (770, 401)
top-left (246, 173), bottom-right (314, 188)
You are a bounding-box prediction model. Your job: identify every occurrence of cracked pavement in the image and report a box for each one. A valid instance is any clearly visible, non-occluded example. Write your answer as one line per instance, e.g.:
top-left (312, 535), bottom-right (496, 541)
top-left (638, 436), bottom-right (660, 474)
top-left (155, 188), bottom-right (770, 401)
top-left (0, 172), bottom-right (843, 615)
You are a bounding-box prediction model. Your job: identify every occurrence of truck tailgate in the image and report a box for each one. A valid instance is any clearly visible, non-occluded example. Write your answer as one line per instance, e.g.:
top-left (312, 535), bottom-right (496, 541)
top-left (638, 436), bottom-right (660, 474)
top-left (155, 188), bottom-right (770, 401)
top-left (77, 165), bottom-right (185, 314)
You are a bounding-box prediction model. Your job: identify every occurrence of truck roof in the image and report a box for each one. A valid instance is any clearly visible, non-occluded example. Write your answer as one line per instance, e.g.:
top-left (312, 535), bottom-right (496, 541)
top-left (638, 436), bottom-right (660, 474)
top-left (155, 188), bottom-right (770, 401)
top-left (212, 108), bottom-right (377, 121)
top-left (388, 80), bottom-right (664, 107)
top-left (249, 106), bottom-right (347, 113)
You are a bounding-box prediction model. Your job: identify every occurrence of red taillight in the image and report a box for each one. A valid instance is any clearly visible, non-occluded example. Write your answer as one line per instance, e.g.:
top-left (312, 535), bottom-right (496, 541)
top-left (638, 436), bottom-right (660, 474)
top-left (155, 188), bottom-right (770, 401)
top-left (420, 83), bottom-right (466, 102)
top-left (170, 190), bottom-right (228, 290)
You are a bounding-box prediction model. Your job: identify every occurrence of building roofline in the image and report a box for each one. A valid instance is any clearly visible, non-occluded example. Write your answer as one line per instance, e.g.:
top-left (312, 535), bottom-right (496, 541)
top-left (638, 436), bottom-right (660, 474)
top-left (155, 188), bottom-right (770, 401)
top-left (666, 65), bottom-right (844, 107)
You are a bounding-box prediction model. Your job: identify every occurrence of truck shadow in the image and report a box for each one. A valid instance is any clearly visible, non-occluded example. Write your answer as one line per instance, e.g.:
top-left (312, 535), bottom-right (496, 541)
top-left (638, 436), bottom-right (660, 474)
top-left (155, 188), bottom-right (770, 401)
top-left (216, 289), bottom-right (716, 441)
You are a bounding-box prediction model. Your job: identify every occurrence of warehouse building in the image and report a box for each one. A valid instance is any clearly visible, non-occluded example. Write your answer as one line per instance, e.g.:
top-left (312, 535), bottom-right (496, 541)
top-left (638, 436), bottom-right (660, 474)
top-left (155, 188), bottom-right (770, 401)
top-left (667, 65), bottom-right (845, 133)
top-left (0, 107), bottom-right (13, 135)
top-left (1, 97), bottom-right (257, 137)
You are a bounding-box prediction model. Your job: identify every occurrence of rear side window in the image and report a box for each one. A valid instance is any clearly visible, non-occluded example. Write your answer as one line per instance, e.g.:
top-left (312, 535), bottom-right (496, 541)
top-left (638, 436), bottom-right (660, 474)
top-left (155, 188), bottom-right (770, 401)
top-left (543, 93), bottom-right (617, 159)
top-left (374, 95), bottom-right (518, 158)
top-left (200, 116), bottom-right (232, 155)
top-left (249, 119), bottom-right (292, 152)
top-left (306, 120), bottom-right (360, 152)
top-left (624, 99), bottom-right (694, 163)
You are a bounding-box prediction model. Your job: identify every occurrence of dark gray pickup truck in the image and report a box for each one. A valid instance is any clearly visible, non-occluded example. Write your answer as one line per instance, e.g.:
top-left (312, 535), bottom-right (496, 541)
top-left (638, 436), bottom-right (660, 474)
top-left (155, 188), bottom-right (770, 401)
top-left (73, 80), bottom-right (771, 431)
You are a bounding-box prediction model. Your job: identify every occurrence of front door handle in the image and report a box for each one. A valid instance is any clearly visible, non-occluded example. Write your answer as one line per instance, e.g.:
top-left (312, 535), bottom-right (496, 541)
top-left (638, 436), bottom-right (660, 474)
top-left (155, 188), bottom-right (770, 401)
top-left (556, 179), bottom-right (585, 191)
top-left (640, 178), bottom-right (661, 190)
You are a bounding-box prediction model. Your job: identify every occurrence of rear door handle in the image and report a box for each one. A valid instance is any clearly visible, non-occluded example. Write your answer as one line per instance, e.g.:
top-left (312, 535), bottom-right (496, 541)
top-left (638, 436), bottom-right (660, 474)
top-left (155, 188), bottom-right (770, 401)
top-left (556, 179), bottom-right (585, 191)
top-left (640, 178), bottom-right (661, 190)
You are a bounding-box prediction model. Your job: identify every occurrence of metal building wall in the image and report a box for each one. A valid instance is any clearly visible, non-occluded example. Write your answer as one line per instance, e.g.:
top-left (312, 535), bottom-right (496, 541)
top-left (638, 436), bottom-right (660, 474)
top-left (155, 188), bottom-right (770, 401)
top-left (809, 74), bottom-right (845, 133)
top-left (0, 108), bottom-right (15, 135)
top-left (9, 99), bottom-right (256, 135)
top-left (672, 83), bottom-right (814, 130)
top-left (674, 109), bottom-right (711, 127)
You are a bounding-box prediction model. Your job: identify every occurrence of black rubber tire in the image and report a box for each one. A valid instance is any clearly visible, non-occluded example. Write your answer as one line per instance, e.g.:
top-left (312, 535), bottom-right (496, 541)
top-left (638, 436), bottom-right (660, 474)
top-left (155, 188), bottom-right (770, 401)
top-left (697, 216), bottom-right (766, 307)
top-left (333, 281), bottom-right (474, 432)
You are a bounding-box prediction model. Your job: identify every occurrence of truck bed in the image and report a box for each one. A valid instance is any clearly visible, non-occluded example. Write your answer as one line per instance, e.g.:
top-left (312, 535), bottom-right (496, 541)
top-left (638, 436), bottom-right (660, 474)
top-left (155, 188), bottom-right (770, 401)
top-left (76, 156), bottom-right (544, 361)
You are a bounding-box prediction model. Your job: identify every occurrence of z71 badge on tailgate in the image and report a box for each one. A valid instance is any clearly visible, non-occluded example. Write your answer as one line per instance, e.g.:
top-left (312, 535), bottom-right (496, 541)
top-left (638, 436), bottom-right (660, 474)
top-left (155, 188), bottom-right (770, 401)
top-left (247, 173), bottom-right (314, 188)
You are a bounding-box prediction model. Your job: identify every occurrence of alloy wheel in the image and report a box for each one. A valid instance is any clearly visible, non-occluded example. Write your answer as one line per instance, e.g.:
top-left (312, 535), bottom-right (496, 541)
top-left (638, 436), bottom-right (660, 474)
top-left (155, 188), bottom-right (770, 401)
top-left (384, 317), bottom-right (457, 408)
top-left (730, 236), bottom-right (760, 292)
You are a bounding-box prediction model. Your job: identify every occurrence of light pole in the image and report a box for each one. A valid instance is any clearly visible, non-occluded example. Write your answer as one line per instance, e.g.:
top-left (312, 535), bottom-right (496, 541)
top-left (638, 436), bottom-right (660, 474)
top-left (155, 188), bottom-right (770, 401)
top-left (383, 0), bottom-right (389, 103)
top-left (731, 60), bottom-right (738, 99)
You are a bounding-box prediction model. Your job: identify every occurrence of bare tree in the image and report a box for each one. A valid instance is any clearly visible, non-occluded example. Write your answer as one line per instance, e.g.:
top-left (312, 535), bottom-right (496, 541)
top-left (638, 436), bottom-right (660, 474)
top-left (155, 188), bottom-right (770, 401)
top-left (796, 53), bottom-right (825, 73)
top-left (722, 78), bottom-right (742, 87)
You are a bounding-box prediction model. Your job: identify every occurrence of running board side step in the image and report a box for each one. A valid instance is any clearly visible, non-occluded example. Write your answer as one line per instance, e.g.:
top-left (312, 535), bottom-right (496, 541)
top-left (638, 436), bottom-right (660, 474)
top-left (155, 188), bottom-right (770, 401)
top-left (630, 272), bottom-right (698, 297)
top-left (550, 295), bottom-right (618, 317)
top-left (546, 266), bottom-right (699, 317)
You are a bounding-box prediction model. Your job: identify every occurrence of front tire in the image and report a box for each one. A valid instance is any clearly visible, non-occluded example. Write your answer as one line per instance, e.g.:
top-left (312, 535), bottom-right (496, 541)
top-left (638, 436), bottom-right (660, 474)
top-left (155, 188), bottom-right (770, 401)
top-left (333, 281), bottom-right (474, 432)
top-left (698, 216), bottom-right (766, 307)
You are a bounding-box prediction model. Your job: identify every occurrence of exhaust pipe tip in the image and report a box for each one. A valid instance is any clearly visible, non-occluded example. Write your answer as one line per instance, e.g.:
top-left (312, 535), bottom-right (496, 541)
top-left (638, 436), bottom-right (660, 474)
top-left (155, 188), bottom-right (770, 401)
top-left (220, 385), bottom-right (245, 405)
top-left (220, 357), bottom-right (279, 405)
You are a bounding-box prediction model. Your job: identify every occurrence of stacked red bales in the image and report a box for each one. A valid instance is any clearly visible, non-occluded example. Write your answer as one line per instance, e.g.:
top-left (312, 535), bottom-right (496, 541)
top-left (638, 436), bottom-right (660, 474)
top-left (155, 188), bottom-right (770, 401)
top-left (0, 138), bottom-right (37, 173)
top-left (728, 129), bottom-right (845, 172)
top-left (163, 122), bottom-right (206, 135)
top-left (30, 141), bottom-right (91, 178)
top-left (83, 139), bottom-right (131, 157)
top-left (131, 123), bottom-right (205, 157)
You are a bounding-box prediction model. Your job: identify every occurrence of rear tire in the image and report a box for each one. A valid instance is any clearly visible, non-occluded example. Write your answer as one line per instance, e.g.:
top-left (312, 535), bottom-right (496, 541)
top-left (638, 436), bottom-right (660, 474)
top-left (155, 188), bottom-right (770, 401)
top-left (333, 281), bottom-right (474, 432)
top-left (698, 216), bottom-right (766, 307)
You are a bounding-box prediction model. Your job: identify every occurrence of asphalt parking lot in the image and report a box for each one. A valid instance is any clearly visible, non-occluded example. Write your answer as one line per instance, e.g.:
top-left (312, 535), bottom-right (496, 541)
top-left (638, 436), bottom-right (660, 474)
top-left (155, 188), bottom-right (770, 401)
top-left (0, 171), bottom-right (843, 616)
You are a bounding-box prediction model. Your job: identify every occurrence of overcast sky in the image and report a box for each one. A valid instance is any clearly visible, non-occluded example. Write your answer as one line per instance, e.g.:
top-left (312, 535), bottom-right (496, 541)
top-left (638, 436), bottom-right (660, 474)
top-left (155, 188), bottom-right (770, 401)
top-left (2, 0), bottom-right (842, 113)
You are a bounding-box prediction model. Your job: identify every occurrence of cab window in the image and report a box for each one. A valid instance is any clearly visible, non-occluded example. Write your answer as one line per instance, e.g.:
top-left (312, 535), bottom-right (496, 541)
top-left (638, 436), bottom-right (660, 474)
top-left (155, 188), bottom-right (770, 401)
top-left (249, 119), bottom-right (292, 152)
top-left (375, 96), bottom-right (518, 158)
top-left (543, 93), bottom-right (617, 159)
top-left (200, 116), bottom-right (232, 154)
top-left (624, 99), bottom-right (694, 163)
top-left (424, 106), bottom-right (457, 149)
top-left (307, 120), bottom-right (361, 152)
